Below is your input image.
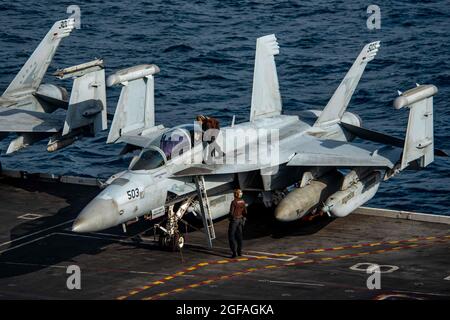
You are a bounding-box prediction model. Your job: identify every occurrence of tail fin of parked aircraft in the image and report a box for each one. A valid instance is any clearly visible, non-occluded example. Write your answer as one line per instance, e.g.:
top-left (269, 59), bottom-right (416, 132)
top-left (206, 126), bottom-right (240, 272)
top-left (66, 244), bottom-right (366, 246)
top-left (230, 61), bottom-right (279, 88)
top-left (250, 34), bottom-right (282, 121)
top-left (394, 84), bottom-right (437, 170)
top-left (314, 41), bottom-right (380, 127)
top-left (106, 64), bottom-right (160, 144)
top-left (2, 19), bottom-right (75, 97)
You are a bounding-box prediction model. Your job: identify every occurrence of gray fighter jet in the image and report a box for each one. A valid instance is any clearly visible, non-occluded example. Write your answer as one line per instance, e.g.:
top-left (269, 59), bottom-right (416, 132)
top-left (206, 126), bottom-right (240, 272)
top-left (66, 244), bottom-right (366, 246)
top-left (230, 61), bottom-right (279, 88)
top-left (73, 35), bottom-right (445, 250)
top-left (0, 19), bottom-right (107, 155)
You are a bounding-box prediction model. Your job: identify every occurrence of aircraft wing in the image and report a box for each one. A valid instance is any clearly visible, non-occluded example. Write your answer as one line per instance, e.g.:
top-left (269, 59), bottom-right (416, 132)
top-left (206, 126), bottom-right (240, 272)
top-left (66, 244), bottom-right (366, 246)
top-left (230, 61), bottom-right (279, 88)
top-left (172, 135), bottom-right (402, 177)
top-left (285, 138), bottom-right (401, 168)
top-left (0, 108), bottom-right (64, 133)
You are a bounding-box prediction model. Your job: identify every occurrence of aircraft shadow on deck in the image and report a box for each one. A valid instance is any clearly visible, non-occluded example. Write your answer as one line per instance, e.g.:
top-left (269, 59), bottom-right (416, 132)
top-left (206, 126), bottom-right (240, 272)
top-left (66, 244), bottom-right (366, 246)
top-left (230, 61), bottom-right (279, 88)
top-left (0, 179), bottom-right (334, 279)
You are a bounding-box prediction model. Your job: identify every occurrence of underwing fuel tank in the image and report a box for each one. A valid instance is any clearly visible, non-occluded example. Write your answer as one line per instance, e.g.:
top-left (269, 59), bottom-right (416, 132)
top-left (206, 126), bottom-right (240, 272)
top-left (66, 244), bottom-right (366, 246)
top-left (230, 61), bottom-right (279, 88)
top-left (322, 171), bottom-right (381, 218)
top-left (274, 171), bottom-right (343, 222)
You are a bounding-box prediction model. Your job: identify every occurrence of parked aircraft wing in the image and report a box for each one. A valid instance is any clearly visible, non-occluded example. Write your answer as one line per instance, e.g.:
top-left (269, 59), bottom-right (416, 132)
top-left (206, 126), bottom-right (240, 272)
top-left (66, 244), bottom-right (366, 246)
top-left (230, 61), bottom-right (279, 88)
top-left (286, 138), bottom-right (400, 168)
top-left (0, 108), bottom-right (64, 132)
top-left (106, 64), bottom-right (160, 144)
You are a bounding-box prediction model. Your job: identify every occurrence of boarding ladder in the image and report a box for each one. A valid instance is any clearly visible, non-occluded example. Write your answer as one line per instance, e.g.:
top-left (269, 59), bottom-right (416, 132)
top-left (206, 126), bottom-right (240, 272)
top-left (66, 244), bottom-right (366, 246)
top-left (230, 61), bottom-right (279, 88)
top-left (194, 175), bottom-right (216, 248)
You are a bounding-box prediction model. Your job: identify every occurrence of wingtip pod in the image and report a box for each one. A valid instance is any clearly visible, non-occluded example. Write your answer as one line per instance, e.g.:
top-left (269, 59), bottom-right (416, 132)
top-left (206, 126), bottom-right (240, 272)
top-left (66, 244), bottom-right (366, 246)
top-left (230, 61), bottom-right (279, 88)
top-left (107, 64), bottom-right (160, 87)
top-left (393, 84), bottom-right (438, 109)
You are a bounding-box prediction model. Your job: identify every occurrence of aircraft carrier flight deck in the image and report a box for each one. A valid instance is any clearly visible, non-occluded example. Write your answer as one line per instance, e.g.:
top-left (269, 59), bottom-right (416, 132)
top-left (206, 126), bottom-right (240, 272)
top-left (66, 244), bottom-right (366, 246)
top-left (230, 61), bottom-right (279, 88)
top-left (0, 172), bottom-right (449, 300)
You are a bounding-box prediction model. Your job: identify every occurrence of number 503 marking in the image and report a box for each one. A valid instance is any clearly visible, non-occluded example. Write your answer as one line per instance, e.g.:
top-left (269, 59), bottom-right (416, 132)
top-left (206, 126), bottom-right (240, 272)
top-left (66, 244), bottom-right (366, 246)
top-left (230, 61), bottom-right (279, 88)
top-left (127, 188), bottom-right (140, 200)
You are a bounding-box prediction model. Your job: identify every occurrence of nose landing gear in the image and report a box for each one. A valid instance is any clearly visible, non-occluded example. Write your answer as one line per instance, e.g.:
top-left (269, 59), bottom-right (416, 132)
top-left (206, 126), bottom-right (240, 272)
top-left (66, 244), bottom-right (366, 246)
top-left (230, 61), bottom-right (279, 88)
top-left (155, 196), bottom-right (194, 252)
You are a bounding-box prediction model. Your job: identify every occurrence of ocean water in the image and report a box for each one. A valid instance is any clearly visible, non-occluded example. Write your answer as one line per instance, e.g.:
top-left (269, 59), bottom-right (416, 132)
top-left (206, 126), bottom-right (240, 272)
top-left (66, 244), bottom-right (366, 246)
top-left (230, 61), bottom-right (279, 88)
top-left (0, 0), bottom-right (449, 214)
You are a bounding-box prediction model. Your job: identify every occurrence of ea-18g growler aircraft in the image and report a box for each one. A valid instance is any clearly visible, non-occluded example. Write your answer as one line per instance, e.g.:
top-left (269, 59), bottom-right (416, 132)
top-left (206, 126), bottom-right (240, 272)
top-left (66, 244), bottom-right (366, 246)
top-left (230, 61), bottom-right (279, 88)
top-left (0, 19), bottom-right (107, 155)
top-left (73, 34), bottom-right (445, 250)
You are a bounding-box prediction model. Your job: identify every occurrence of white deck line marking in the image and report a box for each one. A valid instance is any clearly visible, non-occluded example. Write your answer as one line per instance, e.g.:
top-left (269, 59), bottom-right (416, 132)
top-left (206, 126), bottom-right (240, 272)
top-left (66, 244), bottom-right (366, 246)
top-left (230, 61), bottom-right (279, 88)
top-left (258, 279), bottom-right (325, 287)
top-left (244, 254), bottom-right (297, 262)
top-left (186, 243), bottom-right (297, 261)
top-left (57, 232), bottom-right (157, 244)
top-left (17, 213), bottom-right (43, 220)
top-left (444, 275), bottom-right (450, 281)
top-left (0, 219), bottom-right (74, 248)
top-left (0, 234), bottom-right (53, 254)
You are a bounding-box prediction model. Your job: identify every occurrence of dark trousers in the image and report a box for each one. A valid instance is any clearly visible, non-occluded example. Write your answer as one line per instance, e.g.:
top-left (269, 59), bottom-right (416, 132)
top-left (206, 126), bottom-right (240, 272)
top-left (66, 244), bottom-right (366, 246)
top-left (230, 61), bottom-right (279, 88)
top-left (228, 219), bottom-right (244, 256)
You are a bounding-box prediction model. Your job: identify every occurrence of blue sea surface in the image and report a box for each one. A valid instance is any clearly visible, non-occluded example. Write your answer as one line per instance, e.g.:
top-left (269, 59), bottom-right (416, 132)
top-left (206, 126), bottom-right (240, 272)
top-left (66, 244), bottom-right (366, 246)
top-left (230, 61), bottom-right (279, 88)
top-left (0, 0), bottom-right (449, 214)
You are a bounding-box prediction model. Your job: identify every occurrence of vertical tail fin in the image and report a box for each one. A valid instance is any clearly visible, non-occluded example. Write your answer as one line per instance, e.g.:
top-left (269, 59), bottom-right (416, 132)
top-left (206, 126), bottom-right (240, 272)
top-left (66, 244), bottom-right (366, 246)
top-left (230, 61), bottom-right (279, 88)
top-left (2, 19), bottom-right (75, 97)
top-left (250, 34), bottom-right (282, 121)
top-left (394, 84), bottom-right (437, 170)
top-left (314, 41), bottom-right (380, 127)
top-left (106, 64), bottom-right (160, 143)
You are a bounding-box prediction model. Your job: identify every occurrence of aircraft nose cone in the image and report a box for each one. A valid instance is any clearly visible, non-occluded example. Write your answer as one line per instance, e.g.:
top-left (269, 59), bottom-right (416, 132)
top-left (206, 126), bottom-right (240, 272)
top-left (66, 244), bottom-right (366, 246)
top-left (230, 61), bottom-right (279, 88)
top-left (72, 199), bottom-right (119, 233)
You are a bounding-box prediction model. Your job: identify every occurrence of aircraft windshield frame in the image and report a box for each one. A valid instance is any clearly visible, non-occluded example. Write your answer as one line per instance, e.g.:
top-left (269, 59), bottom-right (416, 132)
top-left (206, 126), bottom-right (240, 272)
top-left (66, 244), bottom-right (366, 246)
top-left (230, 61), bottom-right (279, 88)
top-left (129, 147), bottom-right (167, 171)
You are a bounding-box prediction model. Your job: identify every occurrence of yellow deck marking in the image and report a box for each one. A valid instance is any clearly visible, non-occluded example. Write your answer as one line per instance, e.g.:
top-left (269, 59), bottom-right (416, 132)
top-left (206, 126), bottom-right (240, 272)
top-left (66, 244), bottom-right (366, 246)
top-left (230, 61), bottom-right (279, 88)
top-left (189, 284), bottom-right (200, 288)
top-left (174, 288), bottom-right (185, 292)
top-left (217, 260), bottom-right (229, 264)
top-left (158, 292), bottom-right (168, 297)
top-left (122, 234), bottom-right (450, 300)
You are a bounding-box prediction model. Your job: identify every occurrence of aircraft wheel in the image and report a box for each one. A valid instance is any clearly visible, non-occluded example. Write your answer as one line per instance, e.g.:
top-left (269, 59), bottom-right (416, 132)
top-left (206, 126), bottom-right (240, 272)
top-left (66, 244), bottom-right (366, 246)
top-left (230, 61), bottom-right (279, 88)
top-left (169, 233), bottom-right (184, 252)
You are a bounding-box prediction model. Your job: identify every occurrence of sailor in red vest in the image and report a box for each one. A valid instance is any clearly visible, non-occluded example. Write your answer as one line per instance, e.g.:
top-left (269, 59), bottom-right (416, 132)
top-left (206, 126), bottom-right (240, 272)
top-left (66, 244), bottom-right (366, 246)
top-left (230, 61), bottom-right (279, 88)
top-left (228, 189), bottom-right (247, 258)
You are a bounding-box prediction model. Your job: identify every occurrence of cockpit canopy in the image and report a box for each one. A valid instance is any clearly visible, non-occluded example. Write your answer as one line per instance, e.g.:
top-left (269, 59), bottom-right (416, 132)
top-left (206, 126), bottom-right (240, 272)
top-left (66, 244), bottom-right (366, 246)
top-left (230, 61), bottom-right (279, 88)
top-left (129, 123), bottom-right (202, 171)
